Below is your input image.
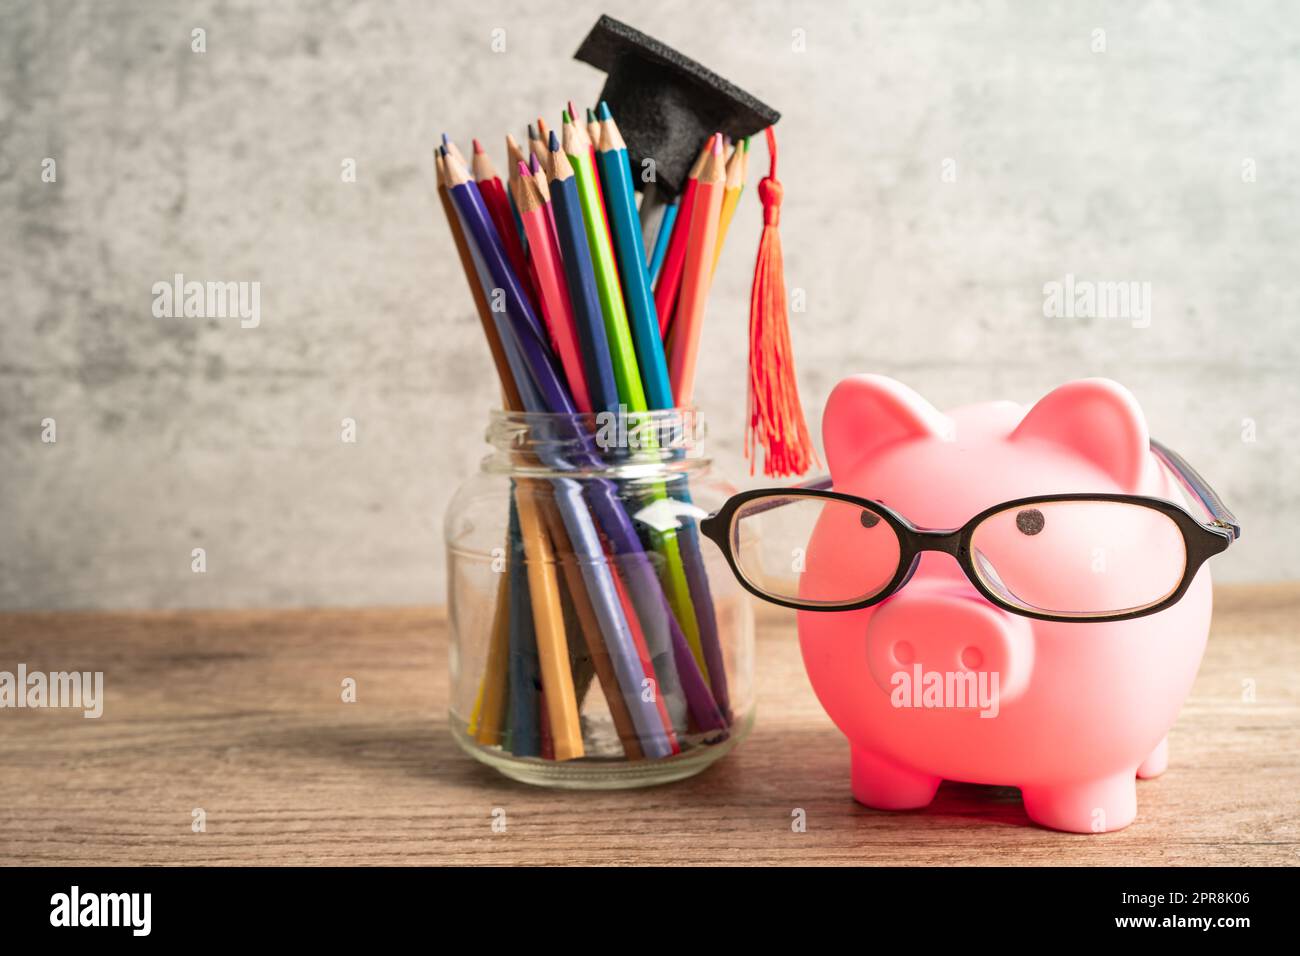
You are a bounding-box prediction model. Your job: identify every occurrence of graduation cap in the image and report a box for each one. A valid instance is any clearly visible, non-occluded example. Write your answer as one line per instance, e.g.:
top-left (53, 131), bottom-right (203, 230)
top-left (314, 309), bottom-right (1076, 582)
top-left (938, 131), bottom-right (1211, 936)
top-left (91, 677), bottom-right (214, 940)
top-left (574, 14), bottom-right (780, 198)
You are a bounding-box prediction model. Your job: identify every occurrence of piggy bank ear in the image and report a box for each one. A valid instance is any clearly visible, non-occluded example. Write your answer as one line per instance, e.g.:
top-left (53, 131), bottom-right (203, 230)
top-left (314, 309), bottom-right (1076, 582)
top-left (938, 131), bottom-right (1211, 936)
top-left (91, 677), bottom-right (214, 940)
top-left (823, 375), bottom-right (951, 478)
top-left (1010, 378), bottom-right (1149, 489)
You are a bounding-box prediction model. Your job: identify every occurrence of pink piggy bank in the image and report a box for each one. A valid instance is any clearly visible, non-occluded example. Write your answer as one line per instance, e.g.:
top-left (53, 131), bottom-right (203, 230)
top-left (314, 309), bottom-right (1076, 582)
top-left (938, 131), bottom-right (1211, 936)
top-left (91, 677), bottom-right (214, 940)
top-left (795, 375), bottom-right (1233, 833)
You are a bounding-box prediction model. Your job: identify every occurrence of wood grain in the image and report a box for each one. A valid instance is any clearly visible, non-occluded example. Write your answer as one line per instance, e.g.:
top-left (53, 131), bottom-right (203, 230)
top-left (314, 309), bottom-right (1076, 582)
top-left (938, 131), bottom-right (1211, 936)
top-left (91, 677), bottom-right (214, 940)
top-left (1, 584), bottom-right (1296, 866)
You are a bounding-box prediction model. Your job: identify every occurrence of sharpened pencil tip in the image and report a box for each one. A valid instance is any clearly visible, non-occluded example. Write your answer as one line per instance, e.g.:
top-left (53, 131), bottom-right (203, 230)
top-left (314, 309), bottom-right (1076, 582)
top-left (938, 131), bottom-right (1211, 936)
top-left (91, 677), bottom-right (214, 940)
top-left (529, 152), bottom-right (540, 173)
top-left (441, 132), bottom-right (451, 146)
top-left (561, 109), bottom-right (570, 124)
top-left (548, 129), bottom-right (560, 151)
top-left (567, 100), bottom-right (578, 119)
top-left (517, 160), bottom-right (531, 179)
top-left (472, 138), bottom-right (484, 154)
top-left (711, 133), bottom-right (724, 154)
top-left (586, 107), bottom-right (596, 123)
top-left (527, 123), bottom-right (538, 141)
top-left (597, 101), bottom-right (612, 121)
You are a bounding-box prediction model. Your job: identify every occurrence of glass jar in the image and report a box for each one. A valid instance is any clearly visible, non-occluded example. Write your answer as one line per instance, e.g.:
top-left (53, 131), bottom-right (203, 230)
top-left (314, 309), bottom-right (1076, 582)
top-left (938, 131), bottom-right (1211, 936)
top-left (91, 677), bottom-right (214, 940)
top-left (445, 407), bottom-right (753, 788)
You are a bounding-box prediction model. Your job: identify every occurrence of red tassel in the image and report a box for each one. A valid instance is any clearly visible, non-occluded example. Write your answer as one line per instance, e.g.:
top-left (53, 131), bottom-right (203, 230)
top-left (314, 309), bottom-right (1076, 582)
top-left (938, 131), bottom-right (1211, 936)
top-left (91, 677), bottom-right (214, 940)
top-left (746, 127), bottom-right (820, 479)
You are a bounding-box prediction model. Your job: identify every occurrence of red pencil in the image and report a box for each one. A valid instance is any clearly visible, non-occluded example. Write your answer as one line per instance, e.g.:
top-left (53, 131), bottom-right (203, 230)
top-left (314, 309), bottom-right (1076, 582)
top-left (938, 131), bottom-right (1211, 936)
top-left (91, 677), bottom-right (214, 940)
top-left (608, 550), bottom-right (680, 753)
top-left (512, 164), bottom-right (593, 413)
top-left (667, 134), bottom-right (726, 406)
top-left (654, 137), bottom-right (713, 337)
top-left (472, 138), bottom-right (538, 311)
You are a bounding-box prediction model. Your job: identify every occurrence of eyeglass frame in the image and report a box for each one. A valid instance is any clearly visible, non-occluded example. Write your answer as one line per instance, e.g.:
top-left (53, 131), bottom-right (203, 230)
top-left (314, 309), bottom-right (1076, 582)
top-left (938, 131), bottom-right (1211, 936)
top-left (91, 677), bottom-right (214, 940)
top-left (698, 439), bottom-right (1240, 624)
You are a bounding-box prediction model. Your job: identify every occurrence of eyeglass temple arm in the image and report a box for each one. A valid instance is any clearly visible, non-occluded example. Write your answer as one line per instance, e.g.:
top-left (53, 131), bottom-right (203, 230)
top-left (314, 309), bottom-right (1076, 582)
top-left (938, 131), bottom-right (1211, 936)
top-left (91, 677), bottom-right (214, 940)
top-left (1150, 438), bottom-right (1241, 540)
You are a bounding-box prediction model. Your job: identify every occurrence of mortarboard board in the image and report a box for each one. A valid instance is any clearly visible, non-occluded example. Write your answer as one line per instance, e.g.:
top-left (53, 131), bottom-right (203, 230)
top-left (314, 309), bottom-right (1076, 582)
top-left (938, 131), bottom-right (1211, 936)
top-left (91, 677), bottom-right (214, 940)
top-left (574, 15), bottom-right (780, 198)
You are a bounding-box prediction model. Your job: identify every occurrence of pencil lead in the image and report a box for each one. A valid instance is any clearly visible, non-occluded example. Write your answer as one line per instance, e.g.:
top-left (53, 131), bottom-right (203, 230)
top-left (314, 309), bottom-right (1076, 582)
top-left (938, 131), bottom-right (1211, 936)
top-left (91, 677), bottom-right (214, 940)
top-left (586, 107), bottom-right (597, 123)
top-left (561, 108), bottom-right (571, 124)
top-left (548, 129), bottom-right (561, 152)
top-left (527, 123), bottom-right (538, 141)
top-left (440, 132), bottom-right (450, 146)
top-left (472, 138), bottom-right (484, 154)
top-left (597, 101), bottom-right (613, 121)
top-left (567, 100), bottom-right (578, 120)
top-left (529, 152), bottom-right (541, 173)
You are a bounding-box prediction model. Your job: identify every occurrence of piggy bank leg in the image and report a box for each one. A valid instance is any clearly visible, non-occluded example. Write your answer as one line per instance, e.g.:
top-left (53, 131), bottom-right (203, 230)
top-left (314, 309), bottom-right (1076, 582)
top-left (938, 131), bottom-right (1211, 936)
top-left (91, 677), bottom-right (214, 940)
top-left (1136, 736), bottom-right (1169, 779)
top-left (851, 747), bottom-right (941, 810)
top-left (1021, 773), bottom-right (1138, 833)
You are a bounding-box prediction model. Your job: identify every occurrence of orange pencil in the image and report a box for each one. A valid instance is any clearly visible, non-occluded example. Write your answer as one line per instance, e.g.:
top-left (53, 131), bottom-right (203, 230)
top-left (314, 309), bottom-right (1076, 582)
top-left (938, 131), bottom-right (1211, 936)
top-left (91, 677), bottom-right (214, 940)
top-left (667, 134), bottom-right (726, 405)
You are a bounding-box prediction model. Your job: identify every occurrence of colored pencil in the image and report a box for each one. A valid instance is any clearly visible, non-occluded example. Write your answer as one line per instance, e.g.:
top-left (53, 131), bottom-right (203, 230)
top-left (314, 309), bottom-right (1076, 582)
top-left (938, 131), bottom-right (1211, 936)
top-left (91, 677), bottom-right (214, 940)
top-left (526, 152), bottom-right (560, 268)
top-left (561, 123), bottom-right (646, 410)
top-left (446, 148), bottom-right (699, 749)
top-left (473, 564), bottom-right (512, 744)
top-left (639, 181), bottom-right (668, 251)
top-left (515, 479), bottom-right (584, 760)
top-left (583, 110), bottom-right (710, 681)
top-left (581, 106), bottom-right (617, 256)
top-left (434, 151), bottom-right (522, 410)
top-left (504, 133), bottom-right (530, 248)
top-left (527, 123), bottom-right (548, 171)
top-left (595, 103), bottom-right (674, 410)
top-left (512, 166), bottom-right (592, 413)
top-left (711, 135), bottom-right (748, 273)
top-left (446, 147), bottom-right (724, 738)
top-left (667, 134), bottom-right (726, 406)
top-left (471, 138), bottom-right (538, 312)
top-left (537, 498), bottom-right (644, 758)
top-left (441, 132), bottom-right (466, 167)
top-left (445, 150), bottom-right (588, 756)
top-left (505, 496), bottom-right (540, 756)
top-left (647, 198), bottom-right (678, 285)
top-left (654, 138), bottom-right (712, 337)
top-left (547, 142), bottom-right (622, 416)
top-left (609, 548), bottom-right (681, 750)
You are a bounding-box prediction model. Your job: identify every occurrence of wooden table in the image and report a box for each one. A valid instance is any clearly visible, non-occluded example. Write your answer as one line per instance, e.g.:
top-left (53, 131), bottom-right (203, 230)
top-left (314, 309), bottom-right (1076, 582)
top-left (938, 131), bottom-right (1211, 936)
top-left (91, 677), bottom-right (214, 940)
top-left (1, 584), bottom-right (1296, 866)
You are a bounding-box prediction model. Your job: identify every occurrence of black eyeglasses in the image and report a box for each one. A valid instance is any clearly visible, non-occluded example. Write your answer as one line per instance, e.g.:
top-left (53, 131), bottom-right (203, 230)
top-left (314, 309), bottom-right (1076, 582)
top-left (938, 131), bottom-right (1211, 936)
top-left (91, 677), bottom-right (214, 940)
top-left (699, 440), bottom-right (1240, 623)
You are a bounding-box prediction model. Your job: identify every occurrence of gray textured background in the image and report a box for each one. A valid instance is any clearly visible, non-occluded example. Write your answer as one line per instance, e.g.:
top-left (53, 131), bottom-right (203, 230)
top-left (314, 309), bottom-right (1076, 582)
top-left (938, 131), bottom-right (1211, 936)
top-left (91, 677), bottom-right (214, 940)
top-left (2, 0), bottom-right (1296, 610)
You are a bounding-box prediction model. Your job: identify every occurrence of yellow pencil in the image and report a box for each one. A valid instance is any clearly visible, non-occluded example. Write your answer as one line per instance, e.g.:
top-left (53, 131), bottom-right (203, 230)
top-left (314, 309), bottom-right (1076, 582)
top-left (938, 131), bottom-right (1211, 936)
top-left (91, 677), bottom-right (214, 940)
top-left (711, 137), bottom-right (748, 274)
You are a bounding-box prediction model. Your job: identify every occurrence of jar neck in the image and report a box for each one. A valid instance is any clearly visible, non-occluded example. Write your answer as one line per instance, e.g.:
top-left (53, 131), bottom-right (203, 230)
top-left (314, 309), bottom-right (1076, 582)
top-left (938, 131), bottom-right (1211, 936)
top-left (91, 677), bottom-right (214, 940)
top-left (483, 408), bottom-right (711, 478)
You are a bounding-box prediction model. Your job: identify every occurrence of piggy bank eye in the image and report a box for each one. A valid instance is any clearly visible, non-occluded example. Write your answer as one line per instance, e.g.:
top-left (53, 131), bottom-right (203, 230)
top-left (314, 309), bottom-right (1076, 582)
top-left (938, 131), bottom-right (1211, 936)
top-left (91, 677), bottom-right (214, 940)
top-left (859, 510), bottom-right (880, 529)
top-left (1015, 508), bottom-right (1045, 535)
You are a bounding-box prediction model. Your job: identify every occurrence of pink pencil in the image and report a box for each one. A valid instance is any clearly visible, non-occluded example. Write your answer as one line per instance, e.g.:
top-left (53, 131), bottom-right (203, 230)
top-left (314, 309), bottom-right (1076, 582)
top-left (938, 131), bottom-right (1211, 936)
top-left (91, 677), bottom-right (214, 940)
top-left (667, 134), bottom-right (726, 406)
top-left (511, 163), bottom-right (592, 413)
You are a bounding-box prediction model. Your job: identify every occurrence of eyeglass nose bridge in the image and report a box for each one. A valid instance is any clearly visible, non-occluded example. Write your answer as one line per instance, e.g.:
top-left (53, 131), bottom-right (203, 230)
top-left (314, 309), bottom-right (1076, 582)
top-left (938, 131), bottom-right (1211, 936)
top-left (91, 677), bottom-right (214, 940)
top-left (874, 527), bottom-right (967, 602)
top-left (904, 526), bottom-right (966, 558)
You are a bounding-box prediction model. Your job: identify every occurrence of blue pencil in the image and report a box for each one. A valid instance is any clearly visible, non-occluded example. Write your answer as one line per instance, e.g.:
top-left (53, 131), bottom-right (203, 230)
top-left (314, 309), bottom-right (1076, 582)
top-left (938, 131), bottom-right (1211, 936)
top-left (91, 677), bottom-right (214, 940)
top-left (505, 494), bottom-right (541, 756)
top-left (595, 102), bottom-right (674, 410)
top-left (648, 199), bottom-right (679, 286)
top-left (546, 133), bottom-right (621, 416)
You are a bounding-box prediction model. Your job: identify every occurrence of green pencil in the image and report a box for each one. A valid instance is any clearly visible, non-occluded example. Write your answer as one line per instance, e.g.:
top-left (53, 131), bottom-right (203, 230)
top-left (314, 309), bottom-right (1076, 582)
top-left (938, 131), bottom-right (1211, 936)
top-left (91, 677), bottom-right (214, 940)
top-left (562, 116), bottom-right (647, 412)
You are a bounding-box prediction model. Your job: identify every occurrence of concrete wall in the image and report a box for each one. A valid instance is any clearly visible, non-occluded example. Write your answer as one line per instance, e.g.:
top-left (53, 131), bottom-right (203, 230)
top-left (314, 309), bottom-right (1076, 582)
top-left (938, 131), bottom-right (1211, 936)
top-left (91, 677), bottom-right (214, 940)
top-left (2, 0), bottom-right (1295, 609)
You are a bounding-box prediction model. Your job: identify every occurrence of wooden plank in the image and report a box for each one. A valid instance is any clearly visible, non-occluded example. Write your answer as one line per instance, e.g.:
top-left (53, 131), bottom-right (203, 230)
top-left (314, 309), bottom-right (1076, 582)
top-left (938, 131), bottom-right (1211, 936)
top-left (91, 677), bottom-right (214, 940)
top-left (0, 584), bottom-right (1296, 865)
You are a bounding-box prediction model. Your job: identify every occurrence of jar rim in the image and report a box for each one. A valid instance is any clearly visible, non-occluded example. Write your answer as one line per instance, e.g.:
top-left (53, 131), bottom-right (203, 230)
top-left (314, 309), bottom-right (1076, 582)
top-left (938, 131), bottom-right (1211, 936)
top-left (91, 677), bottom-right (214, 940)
top-left (483, 406), bottom-right (711, 475)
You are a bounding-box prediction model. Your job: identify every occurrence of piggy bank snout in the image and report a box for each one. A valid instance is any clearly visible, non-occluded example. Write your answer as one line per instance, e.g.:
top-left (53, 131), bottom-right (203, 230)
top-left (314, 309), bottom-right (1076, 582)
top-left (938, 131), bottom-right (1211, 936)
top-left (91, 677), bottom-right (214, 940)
top-left (866, 587), bottom-right (1035, 706)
